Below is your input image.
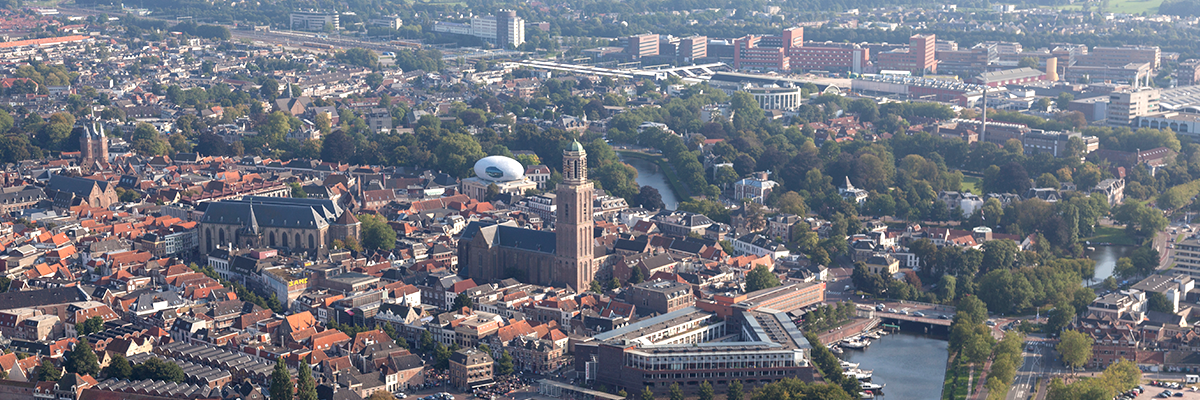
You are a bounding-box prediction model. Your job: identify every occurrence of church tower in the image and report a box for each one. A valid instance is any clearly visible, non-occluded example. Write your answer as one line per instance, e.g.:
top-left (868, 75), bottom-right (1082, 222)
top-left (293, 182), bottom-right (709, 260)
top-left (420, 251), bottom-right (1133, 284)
top-left (80, 122), bottom-right (108, 166)
top-left (555, 140), bottom-right (595, 292)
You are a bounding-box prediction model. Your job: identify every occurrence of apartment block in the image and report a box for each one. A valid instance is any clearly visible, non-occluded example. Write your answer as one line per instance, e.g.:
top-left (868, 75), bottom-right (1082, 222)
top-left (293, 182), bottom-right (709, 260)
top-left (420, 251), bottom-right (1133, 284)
top-left (1107, 88), bottom-right (1161, 127)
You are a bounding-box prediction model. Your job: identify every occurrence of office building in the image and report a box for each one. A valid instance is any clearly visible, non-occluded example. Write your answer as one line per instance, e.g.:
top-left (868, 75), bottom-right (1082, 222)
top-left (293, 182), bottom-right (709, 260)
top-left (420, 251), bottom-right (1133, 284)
top-left (432, 10), bottom-right (525, 48)
top-left (679, 36), bottom-right (708, 61)
top-left (1178, 60), bottom-right (1200, 86)
top-left (576, 307), bottom-right (816, 396)
top-left (1081, 45), bottom-right (1160, 70)
top-left (877, 34), bottom-right (938, 74)
top-left (290, 11), bottom-right (339, 31)
top-left (971, 67), bottom-right (1047, 87)
top-left (495, 10), bottom-right (525, 48)
top-left (626, 34), bottom-right (660, 59)
top-left (1107, 88), bottom-right (1161, 127)
top-left (732, 27), bottom-right (867, 73)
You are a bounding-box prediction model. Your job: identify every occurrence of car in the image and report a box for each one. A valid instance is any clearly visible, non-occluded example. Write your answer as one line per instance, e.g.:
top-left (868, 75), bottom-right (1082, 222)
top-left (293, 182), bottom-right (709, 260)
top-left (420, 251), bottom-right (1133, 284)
top-left (395, 394), bottom-right (407, 399)
top-left (913, 311), bottom-right (926, 317)
top-left (888, 308), bottom-right (898, 313)
top-left (986, 320), bottom-right (997, 326)
top-left (939, 314), bottom-right (951, 319)
top-left (875, 304), bottom-right (885, 311)
top-left (1175, 393), bottom-right (1185, 397)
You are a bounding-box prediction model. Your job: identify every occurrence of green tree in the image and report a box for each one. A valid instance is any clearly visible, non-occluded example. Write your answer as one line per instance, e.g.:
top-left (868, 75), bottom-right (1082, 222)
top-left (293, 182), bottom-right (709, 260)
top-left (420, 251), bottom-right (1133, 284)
top-left (103, 354), bottom-right (132, 379)
top-left (420, 331), bottom-right (435, 353)
top-left (590, 280), bottom-right (603, 294)
top-left (289, 182), bottom-right (308, 198)
top-left (1057, 330), bottom-right (1093, 370)
top-left (359, 214), bottom-right (396, 251)
top-left (745, 265), bottom-right (781, 292)
top-left (728, 379), bottom-right (743, 400)
top-left (65, 341), bottom-right (100, 377)
top-left (1147, 291), bottom-right (1173, 313)
top-left (37, 360), bottom-right (61, 381)
top-left (498, 350), bottom-right (514, 376)
top-left (435, 344), bottom-right (453, 370)
top-left (453, 293), bottom-right (473, 310)
top-left (669, 383), bottom-right (684, 400)
top-left (133, 357), bottom-right (184, 382)
top-left (78, 316), bottom-right (106, 336)
top-left (1047, 302), bottom-right (1076, 334)
top-left (270, 357), bottom-right (293, 400)
top-left (631, 267), bottom-right (645, 284)
top-left (699, 380), bottom-right (714, 400)
top-left (641, 386), bottom-right (655, 400)
top-left (957, 296), bottom-right (989, 325)
top-left (297, 364), bottom-right (317, 400)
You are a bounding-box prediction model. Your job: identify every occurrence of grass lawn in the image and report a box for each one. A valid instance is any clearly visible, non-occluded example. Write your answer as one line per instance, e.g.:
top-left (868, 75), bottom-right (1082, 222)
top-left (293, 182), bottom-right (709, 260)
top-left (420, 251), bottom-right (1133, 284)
top-left (1106, 0), bottom-right (1162, 14)
top-left (617, 151), bottom-right (692, 200)
top-left (942, 356), bottom-right (973, 400)
top-left (961, 176), bottom-right (982, 195)
top-left (1048, 0), bottom-right (1161, 13)
top-left (1082, 226), bottom-right (1139, 246)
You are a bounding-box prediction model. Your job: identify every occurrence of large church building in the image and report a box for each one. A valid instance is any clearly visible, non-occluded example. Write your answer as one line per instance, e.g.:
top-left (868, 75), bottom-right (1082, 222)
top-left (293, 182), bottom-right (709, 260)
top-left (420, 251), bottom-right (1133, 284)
top-left (199, 196), bottom-right (360, 255)
top-left (458, 141), bottom-right (597, 291)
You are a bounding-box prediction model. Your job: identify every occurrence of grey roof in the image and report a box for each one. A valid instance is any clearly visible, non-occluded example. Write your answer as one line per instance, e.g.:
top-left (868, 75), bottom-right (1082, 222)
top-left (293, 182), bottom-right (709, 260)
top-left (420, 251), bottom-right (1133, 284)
top-left (201, 200), bottom-right (330, 229)
top-left (242, 196), bottom-right (343, 220)
top-left (0, 186), bottom-right (44, 205)
top-left (0, 286), bottom-right (89, 310)
top-left (461, 221), bottom-right (557, 254)
top-left (48, 174), bottom-right (110, 196)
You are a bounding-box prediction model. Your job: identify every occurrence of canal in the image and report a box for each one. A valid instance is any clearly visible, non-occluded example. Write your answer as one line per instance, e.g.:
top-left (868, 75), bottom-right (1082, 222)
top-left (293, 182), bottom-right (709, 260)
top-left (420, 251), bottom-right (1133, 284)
top-left (1084, 245), bottom-right (1135, 286)
top-left (840, 332), bottom-right (949, 400)
top-left (619, 154), bottom-right (680, 210)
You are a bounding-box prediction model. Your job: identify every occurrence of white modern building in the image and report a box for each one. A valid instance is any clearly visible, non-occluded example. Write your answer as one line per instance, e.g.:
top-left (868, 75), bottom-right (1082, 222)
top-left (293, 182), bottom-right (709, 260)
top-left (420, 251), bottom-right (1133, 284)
top-left (291, 11), bottom-right (339, 31)
top-left (432, 9), bottom-right (525, 48)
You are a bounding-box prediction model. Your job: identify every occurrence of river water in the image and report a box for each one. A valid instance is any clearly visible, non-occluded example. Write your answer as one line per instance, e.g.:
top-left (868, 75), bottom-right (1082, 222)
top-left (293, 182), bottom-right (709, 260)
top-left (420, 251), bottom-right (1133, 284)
top-left (619, 155), bottom-right (679, 210)
top-left (840, 332), bottom-right (949, 400)
top-left (1083, 245), bottom-right (1135, 286)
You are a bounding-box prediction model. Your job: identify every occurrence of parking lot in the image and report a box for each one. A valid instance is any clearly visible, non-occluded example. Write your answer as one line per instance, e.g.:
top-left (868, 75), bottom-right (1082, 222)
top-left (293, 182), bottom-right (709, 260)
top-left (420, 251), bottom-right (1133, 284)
top-left (1132, 383), bottom-right (1200, 400)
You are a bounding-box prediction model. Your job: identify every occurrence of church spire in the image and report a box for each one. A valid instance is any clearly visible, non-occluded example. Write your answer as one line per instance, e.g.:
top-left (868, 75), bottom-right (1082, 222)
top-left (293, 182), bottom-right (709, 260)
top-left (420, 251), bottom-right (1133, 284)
top-left (246, 202), bottom-right (259, 235)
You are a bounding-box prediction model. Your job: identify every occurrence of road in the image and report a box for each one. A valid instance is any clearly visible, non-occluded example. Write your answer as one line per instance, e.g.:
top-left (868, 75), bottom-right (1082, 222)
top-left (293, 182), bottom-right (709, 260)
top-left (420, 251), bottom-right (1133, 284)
top-left (1006, 337), bottom-right (1065, 400)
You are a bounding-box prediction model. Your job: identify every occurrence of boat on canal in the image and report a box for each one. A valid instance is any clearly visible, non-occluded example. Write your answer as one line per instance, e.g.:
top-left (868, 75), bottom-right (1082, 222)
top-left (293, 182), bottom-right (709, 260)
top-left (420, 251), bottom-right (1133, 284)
top-left (861, 382), bottom-right (885, 391)
top-left (842, 338), bottom-right (870, 349)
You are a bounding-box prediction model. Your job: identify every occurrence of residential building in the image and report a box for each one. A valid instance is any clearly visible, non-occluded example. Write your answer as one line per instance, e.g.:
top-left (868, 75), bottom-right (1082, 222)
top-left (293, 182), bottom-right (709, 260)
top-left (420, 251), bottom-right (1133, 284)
top-left (449, 348), bottom-right (494, 391)
top-left (627, 279), bottom-right (695, 316)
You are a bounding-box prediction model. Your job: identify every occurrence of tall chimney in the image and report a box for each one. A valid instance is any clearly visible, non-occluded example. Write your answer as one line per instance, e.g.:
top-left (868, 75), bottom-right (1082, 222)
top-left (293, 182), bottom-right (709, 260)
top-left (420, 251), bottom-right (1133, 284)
top-left (1046, 57), bottom-right (1059, 81)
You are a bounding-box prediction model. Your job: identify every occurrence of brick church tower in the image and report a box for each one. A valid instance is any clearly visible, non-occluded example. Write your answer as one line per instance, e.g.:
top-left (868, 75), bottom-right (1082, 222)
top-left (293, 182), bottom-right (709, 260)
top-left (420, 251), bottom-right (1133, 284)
top-left (554, 140), bottom-right (596, 291)
top-left (80, 122), bottom-right (108, 165)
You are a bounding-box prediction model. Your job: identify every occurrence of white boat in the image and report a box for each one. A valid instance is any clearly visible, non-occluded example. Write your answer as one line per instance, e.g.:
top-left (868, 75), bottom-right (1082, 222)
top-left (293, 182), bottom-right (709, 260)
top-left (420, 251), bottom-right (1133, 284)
top-left (859, 392), bottom-right (876, 399)
top-left (861, 382), bottom-right (885, 391)
top-left (830, 346), bottom-right (844, 354)
top-left (842, 339), bottom-right (870, 349)
top-left (863, 331), bottom-right (881, 339)
top-left (846, 369), bottom-right (873, 380)
top-left (876, 329), bottom-right (888, 336)
top-left (840, 360), bottom-right (859, 370)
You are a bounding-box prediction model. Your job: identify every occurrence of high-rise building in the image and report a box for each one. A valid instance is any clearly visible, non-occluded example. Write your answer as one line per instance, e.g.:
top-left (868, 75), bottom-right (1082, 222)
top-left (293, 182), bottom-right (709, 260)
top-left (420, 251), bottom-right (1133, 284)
top-left (877, 34), bottom-right (938, 74)
top-left (495, 10), bottom-right (525, 49)
top-left (432, 10), bottom-right (524, 48)
top-left (733, 35), bottom-right (788, 71)
top-left (290, 11), bottom-right (339, 31)
top-left (679, 36), bottom-right (707, 62)
top-left (1108, 88), bottom-right (1161, 127)
top-left (627, 34), bottom-right (660, 59)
